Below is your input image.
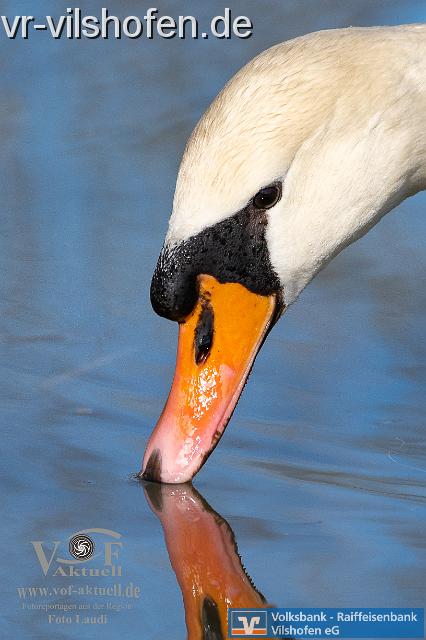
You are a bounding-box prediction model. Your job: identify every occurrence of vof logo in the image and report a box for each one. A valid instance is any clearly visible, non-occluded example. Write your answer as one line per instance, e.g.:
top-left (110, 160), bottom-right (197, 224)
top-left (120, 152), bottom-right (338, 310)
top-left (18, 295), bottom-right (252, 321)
top-left (230, 610), bottom-right (268, 636)
top-left (31, 528), bottom-right (123, 577)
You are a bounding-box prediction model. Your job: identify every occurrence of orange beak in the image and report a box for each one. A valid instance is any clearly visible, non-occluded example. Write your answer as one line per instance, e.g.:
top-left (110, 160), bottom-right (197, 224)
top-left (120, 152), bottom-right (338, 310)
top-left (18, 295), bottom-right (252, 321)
top-left (144, 483), bottom-right (269, 639)
top-left (141, 274), bottom-right (277, 483)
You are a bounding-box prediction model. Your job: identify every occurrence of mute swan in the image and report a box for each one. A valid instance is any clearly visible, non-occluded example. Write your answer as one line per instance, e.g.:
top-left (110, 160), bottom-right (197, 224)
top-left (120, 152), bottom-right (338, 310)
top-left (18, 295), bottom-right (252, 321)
top-left (141, 25), bottom-right (426, 483)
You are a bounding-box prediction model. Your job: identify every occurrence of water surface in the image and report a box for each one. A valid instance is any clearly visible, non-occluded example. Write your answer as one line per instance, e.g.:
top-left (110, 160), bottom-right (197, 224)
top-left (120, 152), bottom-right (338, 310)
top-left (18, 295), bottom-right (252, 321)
top-left (1, 1), bottom-right (426, 638)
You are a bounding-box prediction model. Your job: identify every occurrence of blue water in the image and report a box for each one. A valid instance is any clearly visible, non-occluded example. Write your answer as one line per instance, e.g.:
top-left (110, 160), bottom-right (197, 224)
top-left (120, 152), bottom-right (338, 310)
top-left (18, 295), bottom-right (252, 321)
top-left (1, 1), bottom-right (425, 638)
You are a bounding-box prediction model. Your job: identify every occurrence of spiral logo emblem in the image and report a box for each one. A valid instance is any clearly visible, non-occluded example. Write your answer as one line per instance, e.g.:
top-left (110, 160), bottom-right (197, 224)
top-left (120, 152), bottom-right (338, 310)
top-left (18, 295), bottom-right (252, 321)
top-left (69, 534), bottom-right (94, 560)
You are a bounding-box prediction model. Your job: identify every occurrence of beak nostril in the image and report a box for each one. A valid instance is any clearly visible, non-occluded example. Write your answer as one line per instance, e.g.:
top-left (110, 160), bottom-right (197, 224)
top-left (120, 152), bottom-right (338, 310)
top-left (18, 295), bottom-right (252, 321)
top-left (194, 298), bottom-right (214, 365)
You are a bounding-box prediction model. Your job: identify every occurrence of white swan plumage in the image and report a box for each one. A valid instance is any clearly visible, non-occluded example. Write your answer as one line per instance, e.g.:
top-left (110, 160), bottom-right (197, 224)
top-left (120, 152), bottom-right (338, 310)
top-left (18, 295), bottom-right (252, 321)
top-left (141, 24), bottom-right (426, 483)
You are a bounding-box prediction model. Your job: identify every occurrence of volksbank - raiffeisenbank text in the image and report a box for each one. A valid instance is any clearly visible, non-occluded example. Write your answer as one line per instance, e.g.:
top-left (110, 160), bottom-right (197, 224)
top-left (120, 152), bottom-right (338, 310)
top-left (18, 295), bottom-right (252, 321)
top-left (0, 8), bottom-right (253, 40)
top-left (228, 608), bottom-right (424, 638)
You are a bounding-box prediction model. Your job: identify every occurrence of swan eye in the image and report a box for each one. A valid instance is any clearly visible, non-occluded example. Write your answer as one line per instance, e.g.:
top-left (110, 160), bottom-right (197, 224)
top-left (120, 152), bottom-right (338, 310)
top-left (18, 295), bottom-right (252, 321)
top-left (252, 183), bottom-right (281, 210)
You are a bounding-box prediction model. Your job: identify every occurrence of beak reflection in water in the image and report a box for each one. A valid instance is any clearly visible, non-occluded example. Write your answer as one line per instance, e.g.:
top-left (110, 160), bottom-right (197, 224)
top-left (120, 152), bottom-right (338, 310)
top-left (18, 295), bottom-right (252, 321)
top-left (144, 482), bottom-right (273, 640)
top-left (141, 275), bottom-right (277, 483)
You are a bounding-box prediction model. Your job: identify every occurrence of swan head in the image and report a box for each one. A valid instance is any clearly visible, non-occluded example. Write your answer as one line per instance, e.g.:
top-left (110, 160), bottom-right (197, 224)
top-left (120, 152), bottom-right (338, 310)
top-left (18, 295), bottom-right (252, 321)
top-left (141, 28), bottom-right (425, 483)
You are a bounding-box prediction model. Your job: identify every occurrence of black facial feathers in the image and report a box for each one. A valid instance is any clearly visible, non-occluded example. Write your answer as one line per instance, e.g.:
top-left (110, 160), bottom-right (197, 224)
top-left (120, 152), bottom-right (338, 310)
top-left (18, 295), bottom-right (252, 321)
top-left (150, 183), bottom-right (282, 322)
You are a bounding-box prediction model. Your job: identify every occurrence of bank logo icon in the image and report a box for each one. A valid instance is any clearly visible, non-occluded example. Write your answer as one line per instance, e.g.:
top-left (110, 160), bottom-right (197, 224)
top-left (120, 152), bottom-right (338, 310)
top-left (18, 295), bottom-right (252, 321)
top-left (69, 534), bottom-right (94, 560)
top-left (230, 610), bottom-right (268, 636)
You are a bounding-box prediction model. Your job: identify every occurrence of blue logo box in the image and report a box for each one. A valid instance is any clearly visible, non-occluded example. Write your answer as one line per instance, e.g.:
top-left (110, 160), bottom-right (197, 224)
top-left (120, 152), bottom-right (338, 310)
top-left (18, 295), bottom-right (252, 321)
top-left (227, 608), bottom-right (424, 638)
